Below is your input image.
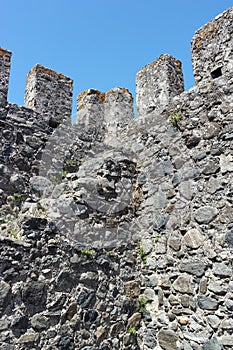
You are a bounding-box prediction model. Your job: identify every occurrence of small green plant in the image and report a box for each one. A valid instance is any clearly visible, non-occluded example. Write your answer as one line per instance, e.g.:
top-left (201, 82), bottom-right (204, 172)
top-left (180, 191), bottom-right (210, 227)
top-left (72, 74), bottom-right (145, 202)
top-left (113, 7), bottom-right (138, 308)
top-left (154, 236), bottom-right (160, 242)
top-left (81, 249), bottom-right (93, 256)
top-left (129, 327), bottom-right (137, 335)
top-left (137, 242), bottom-right (147, 264)
top-left (62, 170), bottom-right (68, 178)
top-left (10, 228), bottom-right (18, 239)
top-left (169, 109), bottom-right (182, 127)
top-left (13, 193), bottom-right (21, 201)
top-left (65, 159), bottom-right (75, 167)
top-left (139, 297), bottom-right (147, 313)
top-left (138, 297), bottom-right (146, 312)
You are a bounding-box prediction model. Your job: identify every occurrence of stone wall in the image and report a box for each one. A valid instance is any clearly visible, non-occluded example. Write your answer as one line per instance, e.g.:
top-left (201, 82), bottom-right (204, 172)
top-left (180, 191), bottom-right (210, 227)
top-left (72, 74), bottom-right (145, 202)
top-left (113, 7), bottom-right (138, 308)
top-left (191, 7), bottom-right (233, 84)
top-left (0, 48), bottom-right (12, 107)
top-left (0, 7), bottom-right (232, 350)
top-left (77, 87), bottom-right (134, 141)
top-left (24, 64), bottom-right (73, 126)
top-left (136, 54), bottom-right (184, 118)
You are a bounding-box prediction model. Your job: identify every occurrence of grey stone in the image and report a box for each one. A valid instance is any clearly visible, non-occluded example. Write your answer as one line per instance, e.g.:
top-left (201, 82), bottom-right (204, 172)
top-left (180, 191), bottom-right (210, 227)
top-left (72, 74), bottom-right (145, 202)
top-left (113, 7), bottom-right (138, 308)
top-left (178, 181), bottom-right (193, 200)
top-left (143, 329), bottom-right (157, 349)
top-left (225, 229), bottom-right (233, 247)
top-left (172, 172), bottom-right (182, 187)
top-left (31, 313), bottom-right (50, 331)
top-left (203, 161), bottom-right (220, 175)
top-left (140, 238), bottom-right (153, 254)
top-left (194, 206), bottom-right (218, 224)
top-left (202, 338), bottom-right (222, 350)
top-left (183, 331), bottom-right (209, 344)
top-left (0, 281), bottom-right (11, 312)
top-left (137, 172), bottom-right (147, 185)
top-left (220, 335), bottom-right (233, 346)
top-left (225, 299), bottom-right (233, 311)
top-left (198, 295), bottom-right (219, 310)
top-left (208, 281), bottom-right (225, 294)
top-left (207, 315), bottom-right (221, 329)
top-left (173, 275), bottom-right (193, 294)
top-left (11, 315), bottom-right (29, 337)
top-left (180, 260), bottom-right (207, 277)
top-left (22, 281), bottom-right (47, 315)
top-left (220, 154), bottom-right (233, 173)
top-left (153, 215), bottom-right (169, 232)
top-left (213, 263), bottom-right (232, 277)
top-left (17, 332), bottom-right (40, 345)
top-left (183, 228), bottom-right (204, 248)
top-left (158, 329), bottom-right (178, 350)
top-left (153, 191), bottom-right (167, 209)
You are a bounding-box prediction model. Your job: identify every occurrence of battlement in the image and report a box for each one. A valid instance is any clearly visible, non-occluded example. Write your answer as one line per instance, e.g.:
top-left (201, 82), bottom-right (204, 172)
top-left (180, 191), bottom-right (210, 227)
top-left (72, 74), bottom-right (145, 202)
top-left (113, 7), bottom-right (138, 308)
top-left (24, 64), bottom-right (73, 126)
top-left (0, 8), bottom-right (233, 349)
top-left (191, 7), bottom-right (233, 83)
top-left (136, 54), bottom-right (184, 117)
top-left (77, 87), bottom-right (134, 137)
top-left (0, 7), bottom-right (231, 128)
top-left (0, 47), bottom-right (11, 107)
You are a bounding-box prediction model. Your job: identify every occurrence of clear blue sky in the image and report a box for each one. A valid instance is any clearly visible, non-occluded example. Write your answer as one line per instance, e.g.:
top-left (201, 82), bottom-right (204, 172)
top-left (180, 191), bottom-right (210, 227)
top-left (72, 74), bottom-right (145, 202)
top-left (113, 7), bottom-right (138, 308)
top-left (1, 0), bottom-right (232, 116)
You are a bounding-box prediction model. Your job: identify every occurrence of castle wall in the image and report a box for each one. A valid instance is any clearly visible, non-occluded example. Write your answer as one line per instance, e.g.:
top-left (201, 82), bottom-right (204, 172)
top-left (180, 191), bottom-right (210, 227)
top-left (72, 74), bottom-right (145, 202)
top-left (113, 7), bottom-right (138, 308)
top-left (136, 54), bottom-right (184, 118)
top-left (0, 48), bottom-right (11, 107)
top-left (24, 64), bottom-right (73, 126)
top-left (104, 87), bottom-right (134, 138)
top-left (191, 7), bottom-right (233, 83)
top-left (76, 89), bottom-right (105, 140)
top-left (0, 7), bottom-right (232, 350)
top-left (76, 87), bottom-right (134, 140)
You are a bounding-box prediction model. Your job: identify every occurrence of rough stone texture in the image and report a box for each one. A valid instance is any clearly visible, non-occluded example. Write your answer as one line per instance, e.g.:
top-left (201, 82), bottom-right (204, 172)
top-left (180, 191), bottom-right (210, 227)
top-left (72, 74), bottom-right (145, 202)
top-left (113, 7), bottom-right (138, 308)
top-left (0, 7), bottom-right (233, 350)
top-left (191, 7), bottom-right (233, 83)
top-left (0, 48), bottom-right (11, 107)
top-left (24, 64), bottom-right (73, 126)
top-left (77, 89), bottom-right (105, 140)
top-left (194, 206), bottom-right (218, 224)
top-left (136, 54), bottom-right (184, 117)
top-left (183, 228), bottom-right (204, 248)
top-left (0, 281), bottom-right (11, 313)
top-left (157, 329), bottom-right (178, 350)
top-left (77, 87), bottom-right (134, 141)
top-left (104, 87), bottom-right (134, 135)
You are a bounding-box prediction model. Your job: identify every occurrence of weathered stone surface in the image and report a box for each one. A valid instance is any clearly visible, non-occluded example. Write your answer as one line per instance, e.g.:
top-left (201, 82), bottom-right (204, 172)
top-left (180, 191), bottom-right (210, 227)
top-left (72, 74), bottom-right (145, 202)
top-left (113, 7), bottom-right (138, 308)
top-left (143, 329), bottom-right (157, 349)
top-left (198, 295), bottom-right (219, 310)
top-left (0, 7), bottom-right (232, 349)
top-left (136, 54), bottom-right (184, 117)
top-left (225, 229), bottom-right (233, 247)
top-left (173, 275), bottom-right (193, 294)
top-left (127, 312), bottom-right (141, 328)
top-left (153, 215), bottom-right (169, 232)
top-left (158, 329), bottom-right (178, 350)
top-left (31, 313), bottom-right (50, 331)
top-left (213, 263), bottom-right (232, 277)
top-left (22, 281), bottom-right (47, 315)
top-left (191, 8), bottom-right (232, 83)
top-left (194, 206), bottom-right (218, 224)
top-left (25, 64), bottom-right (73, 125)
top-left (208, 281), bottom-right (225, 294)
top-left (17, 332), bottom-right (40, 345)
top-left (206, 315), bottom-right (221, 330)
top-left (203, 338), bottom-right (221, 350)
top-left (220, 154), bottom-right (233, 173)
top-left (125, 281), bottom-right (140, 298)
top-left (0, 281), bottom-right (11, 312)
top-left (183, 228), bottom-right (204, 248)
top-left (179, 260), bottom-right (207, 277)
